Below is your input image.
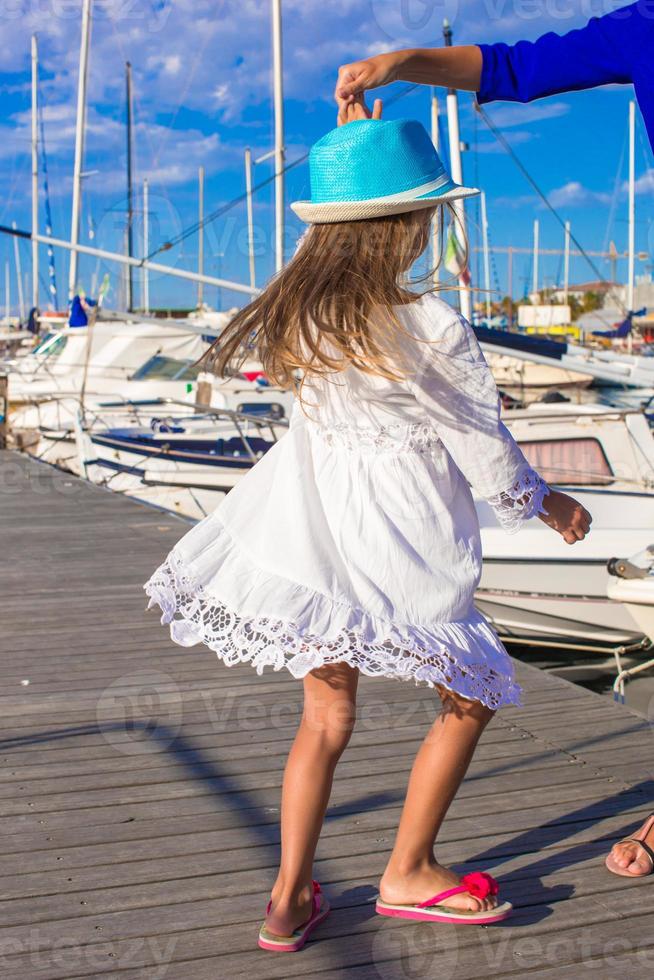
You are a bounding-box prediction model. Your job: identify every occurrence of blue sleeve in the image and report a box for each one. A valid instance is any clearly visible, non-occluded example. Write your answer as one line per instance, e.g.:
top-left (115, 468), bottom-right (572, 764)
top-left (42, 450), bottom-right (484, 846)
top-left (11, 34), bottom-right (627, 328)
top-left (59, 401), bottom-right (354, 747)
top-left (477, 2), bottom-right (647, 104)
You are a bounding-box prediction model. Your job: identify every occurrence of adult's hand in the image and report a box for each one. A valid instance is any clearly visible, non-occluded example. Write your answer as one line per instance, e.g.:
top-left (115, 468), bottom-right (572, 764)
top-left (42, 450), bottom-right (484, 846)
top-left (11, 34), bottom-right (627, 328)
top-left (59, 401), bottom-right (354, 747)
top-left (335, 53), bottom-right (402, 105)
top-left (335, 47), bottom-right (482, 107)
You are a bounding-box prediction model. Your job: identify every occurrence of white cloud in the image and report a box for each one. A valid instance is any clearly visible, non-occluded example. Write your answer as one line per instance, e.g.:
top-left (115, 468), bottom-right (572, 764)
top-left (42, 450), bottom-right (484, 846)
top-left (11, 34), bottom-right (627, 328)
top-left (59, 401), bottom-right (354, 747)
top-left (473, 130), bottom-right (535, 153)
top-left (481, 101), bottom-right (571, 129)
top-left (547, 181), bottom-right (611, 208)
top-left (631, 169), bottom-right (654, 195)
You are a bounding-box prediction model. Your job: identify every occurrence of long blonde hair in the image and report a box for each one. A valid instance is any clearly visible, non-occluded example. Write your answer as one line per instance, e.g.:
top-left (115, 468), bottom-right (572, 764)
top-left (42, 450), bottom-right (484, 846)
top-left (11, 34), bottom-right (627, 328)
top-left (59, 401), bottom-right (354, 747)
top-left (204, 204), bottom-right (459, 387)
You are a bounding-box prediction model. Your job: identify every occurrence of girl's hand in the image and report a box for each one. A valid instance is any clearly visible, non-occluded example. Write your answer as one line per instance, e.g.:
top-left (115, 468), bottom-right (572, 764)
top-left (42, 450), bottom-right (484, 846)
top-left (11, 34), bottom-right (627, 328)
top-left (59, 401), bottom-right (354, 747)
top-left (337, 94), bottom-right (383, 127)
top-left (335, 53), bottom-right (401, 104)
top-left (538, 489), bottom-right (592, 544)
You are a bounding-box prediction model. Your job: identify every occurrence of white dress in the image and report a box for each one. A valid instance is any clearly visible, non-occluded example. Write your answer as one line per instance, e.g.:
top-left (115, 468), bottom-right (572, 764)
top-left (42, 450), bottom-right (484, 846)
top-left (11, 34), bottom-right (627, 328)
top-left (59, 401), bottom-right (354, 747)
top-left (144, 292), bottom-right (549, 710)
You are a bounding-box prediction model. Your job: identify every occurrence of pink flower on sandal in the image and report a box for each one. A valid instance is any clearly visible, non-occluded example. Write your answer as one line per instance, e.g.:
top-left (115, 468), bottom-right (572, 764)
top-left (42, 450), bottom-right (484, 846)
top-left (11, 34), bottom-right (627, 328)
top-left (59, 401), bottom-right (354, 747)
top-left (460, 871), bottom-right (499, 900)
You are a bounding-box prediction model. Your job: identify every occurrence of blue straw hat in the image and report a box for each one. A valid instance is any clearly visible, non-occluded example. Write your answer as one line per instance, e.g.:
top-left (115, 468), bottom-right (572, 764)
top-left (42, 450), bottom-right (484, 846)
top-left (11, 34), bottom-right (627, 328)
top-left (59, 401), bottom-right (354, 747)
top-left (291, 118), bottom-right (479, 224)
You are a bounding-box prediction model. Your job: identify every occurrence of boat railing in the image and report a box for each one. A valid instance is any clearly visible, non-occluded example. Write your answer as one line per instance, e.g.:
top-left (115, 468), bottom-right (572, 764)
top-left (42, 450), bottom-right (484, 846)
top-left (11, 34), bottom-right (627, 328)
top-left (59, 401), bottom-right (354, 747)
top-left (76, 397), bottom-right (290, 466)
top-left (82, 396), bottom-right (289, 431)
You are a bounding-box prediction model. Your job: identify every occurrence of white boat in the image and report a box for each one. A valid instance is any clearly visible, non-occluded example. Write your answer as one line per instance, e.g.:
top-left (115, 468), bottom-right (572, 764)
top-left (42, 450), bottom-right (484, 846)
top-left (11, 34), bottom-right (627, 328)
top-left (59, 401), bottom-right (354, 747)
top-left (485, 351), bottom-right (592, 401)
top-left (476, 324), bottom-right (654, 390)
top-left (71, 402), bottom-right (289, 518)
top-left (7, 312), bottom-right (294, 442)
top-left (476, 404), bottom-right (654, 650)
top-left (607, 546), bottom-right (654, 644)
top-left (606, 547), bottom-right (654, 697)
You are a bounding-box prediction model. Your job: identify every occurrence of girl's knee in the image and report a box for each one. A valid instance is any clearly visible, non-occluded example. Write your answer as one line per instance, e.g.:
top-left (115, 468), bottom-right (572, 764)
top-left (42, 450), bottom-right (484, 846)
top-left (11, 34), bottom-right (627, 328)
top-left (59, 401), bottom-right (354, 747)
top-left (303, 663), bottom-right (358, 756)
top-left (302, 705), bottom-right (356, 757)
top-left (436, 684), bottom-right (495, 726)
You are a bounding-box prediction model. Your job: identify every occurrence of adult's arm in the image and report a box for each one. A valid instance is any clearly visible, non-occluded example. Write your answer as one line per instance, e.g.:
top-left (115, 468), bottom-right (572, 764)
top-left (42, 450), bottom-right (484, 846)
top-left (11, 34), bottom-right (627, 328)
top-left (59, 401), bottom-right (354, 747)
top-left (477, 3), bottom-right (640, 105)
top-left (336, 2), bottom-right (645, 102)
top-left (335, 47), bottom-right (482, 103)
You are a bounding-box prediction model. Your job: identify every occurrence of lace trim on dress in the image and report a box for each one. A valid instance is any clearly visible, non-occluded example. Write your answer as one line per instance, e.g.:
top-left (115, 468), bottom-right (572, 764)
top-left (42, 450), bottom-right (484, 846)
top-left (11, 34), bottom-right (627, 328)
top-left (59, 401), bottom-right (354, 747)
top-left (311, 420), bottom-right (443, 455)
top-left (144, 551), bottom-right (522, 710)
top-left (486, 467), bottom-right (550, 533)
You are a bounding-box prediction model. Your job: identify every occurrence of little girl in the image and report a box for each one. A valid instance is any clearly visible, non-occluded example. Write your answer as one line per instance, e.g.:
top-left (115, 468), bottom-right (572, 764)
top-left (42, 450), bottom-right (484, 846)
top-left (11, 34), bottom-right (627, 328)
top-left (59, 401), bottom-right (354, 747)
top-left (145, 107), bottom-right (591, 951)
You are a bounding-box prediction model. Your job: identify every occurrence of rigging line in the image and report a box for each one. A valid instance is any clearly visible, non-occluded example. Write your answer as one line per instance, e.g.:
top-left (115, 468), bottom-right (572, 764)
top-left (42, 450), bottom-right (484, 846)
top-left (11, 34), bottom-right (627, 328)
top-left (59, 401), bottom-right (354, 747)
top-left (143, 81), bottom-right (423, 262)
top-left (475, 102), bottom-right (628, 315)
top-left (142, 151), bottom-right (308, 262)
top-left (637, 114), bottom-right (653, 170)
top-left (106, 3), bottom-right (225, 172)
top-left (602, 119), bottom-right (627, 256)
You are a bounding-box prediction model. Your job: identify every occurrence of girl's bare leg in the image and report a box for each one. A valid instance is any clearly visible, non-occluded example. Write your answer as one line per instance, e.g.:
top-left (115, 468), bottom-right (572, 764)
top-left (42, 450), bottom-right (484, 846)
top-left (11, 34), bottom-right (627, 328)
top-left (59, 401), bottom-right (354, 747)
top-left (380, 685), bottom-right (498, 913)
top-left (265, 662), bottom-right (359, 936)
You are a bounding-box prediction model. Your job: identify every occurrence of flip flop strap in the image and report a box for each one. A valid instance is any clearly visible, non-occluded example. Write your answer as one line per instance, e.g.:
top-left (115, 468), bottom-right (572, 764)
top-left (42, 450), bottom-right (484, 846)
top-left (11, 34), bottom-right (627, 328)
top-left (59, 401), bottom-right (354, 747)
top-left (416, 885), bottom-right (466, 908)
top-left (621, 836), bottom-right (654, 868)
top-left (415, 871), bottom-right (499, 908)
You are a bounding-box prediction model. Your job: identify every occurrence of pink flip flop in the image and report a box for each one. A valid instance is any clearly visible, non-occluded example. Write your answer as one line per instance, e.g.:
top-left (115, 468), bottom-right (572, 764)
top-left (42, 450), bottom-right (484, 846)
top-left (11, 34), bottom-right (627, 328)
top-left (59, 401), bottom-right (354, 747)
top-left (258, 880), bottom-right (330, 952)
top-left (605, 812), bottom-right (654, 878)
top-left (376, 871), bottom-right (512, 925)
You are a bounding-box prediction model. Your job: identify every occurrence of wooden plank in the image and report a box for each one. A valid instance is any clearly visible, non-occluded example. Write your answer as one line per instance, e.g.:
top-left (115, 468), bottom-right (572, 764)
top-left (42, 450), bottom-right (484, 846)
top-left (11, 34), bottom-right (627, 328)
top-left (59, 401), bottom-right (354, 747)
top-left (2, 449), bottom-right (653, 978)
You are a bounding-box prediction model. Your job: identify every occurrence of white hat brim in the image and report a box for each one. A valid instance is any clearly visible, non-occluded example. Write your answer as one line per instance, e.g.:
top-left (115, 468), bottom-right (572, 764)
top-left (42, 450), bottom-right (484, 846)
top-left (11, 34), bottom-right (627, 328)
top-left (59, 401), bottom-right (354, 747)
top-left (291, 183), bottom-right (480, 224)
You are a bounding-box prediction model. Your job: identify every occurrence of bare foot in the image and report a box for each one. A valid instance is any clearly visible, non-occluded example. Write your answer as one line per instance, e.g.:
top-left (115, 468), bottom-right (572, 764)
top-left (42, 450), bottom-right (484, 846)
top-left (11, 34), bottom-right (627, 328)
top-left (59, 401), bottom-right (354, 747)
top-left (380, 861), bottom-right (498, 913)
top-left (608, 814), bottom-right (654, 876)
top-left (264, 883), bottom-right (314, 937)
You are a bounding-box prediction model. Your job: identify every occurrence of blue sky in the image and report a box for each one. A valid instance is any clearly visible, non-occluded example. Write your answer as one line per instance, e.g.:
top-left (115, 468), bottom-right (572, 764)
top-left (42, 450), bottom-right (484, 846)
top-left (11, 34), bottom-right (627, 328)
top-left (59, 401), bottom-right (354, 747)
top-left (1, 0), bottom-right (652, 312)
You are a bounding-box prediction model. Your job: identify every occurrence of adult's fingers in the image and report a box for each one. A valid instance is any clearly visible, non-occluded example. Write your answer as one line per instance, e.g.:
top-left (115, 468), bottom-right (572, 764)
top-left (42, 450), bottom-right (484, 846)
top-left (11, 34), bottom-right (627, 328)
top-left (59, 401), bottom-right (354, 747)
top-left (372, 98), bottom-right (383, 119)
top-left (335, 65), bottom-right (355, 100)
top-left (336, 63), bottom-right (367, 100)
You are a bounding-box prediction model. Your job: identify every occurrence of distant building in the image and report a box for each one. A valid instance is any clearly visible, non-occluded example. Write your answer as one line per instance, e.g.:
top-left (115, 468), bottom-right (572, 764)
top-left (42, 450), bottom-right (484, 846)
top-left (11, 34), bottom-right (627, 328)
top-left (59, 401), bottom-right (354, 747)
top-left (609, 274), bottom-right (654, 312)
top-left (549, 281), bottom-right (620, 303)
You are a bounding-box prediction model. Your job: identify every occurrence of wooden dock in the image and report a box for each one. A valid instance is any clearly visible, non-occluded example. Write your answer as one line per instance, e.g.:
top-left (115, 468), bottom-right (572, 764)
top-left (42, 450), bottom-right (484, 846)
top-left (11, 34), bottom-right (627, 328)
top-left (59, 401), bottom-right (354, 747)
top-left (2, 448), bottom-right (654, 979)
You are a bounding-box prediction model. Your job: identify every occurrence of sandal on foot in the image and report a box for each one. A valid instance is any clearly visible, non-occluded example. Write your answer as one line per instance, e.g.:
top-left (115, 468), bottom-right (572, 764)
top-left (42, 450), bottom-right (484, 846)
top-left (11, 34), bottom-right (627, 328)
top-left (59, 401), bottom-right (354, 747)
top-left (258, 880), bottom-right (330, 952)
top-left (605, 813), bottom-right (654, 878)
top-left (376, 871), bottom-right (512, 926)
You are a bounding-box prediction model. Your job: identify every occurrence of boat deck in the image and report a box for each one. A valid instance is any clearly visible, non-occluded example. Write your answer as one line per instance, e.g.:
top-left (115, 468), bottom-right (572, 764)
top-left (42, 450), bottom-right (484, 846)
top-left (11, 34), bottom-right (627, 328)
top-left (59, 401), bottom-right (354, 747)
top-left (2, 449), bottom-right (654, 978)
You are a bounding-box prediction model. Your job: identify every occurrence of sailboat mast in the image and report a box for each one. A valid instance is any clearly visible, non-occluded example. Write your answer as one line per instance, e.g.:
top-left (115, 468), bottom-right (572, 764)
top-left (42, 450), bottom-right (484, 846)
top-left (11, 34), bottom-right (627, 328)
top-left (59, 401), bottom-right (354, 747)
top-left (244, 148), bottom-right (256, 289)
top-left (142, 178), bottom-right (149, 313)
top-left (31, 34), bottom-right (39, 311)
top-left (197, 166), bottom-right (204, 308)
top-left (563, 220), bottom-right (570, 305)
top-left (68, 0), bottom-right (92, 300)
top-left (126, 61), bottom-right (134, 313)
top-left (12, 222), bottom-right (25, 322)
top-left (627, 99), bottom-right (635, 314)
top-left (271, 0), bottom-right (285, 273)
top-left (480, 192), bottom-right (491, 320)
top-left (430, 90), bottom-right (440, 283)
top-left (443, 19), bottom-right (471, 321)
top-left (532, 219), bottom-right (539, 302)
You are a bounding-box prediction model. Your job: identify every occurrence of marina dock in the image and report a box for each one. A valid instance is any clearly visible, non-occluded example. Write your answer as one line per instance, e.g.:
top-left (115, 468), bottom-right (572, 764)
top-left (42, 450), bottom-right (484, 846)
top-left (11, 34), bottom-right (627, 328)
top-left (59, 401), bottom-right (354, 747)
top-left (2, 448), bottom-right (654, 978)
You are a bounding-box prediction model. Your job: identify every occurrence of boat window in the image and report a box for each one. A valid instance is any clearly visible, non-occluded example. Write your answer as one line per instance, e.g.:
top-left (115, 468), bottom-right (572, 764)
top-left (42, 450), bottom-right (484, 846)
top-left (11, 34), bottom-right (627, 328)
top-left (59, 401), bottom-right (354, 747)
top-left (32, 332), bottom-right (68, 358)
top-left (519, 438), bottom-right (614, 485)
top-left (131, 355), bottom-right (202, 381)
top-left (236, 402), bottom-right (285, 420)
